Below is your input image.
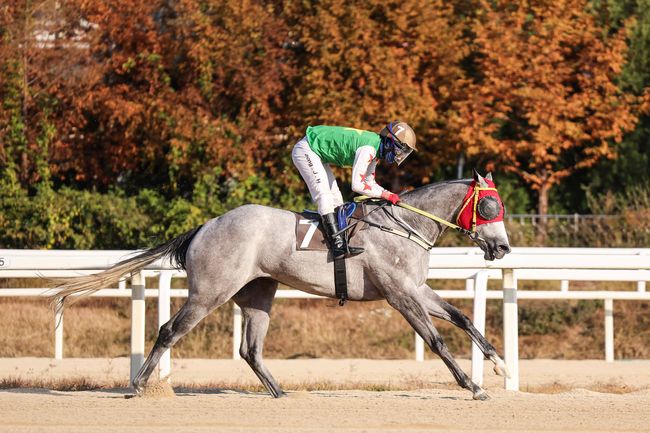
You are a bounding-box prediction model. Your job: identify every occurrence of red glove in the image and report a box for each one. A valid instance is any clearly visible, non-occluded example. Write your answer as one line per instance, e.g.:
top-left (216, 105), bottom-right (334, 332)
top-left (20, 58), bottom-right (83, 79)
top-left (381, 190), bottom-right (400, 204)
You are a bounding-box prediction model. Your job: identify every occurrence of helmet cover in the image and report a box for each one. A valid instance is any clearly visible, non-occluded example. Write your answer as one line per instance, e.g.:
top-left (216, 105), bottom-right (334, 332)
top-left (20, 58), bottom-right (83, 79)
top-left (379, 121), bottom-right (416, 165)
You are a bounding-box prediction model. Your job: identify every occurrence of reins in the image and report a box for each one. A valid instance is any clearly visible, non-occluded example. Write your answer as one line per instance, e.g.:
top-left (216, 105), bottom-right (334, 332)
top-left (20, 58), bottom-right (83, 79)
top-left (351, 195), bottom-right (484, 250)
top-left (395, 201), bottom-right (476, 238)
top-left (361, 204), bottom-right (435, 250)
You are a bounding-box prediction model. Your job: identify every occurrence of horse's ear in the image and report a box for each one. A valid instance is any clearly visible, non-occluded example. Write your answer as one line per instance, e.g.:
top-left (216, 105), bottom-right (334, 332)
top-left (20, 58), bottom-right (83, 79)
top-left (473, 169), bottom-right (488, 187)
top-left (485, 172), bottom-right (493, 181)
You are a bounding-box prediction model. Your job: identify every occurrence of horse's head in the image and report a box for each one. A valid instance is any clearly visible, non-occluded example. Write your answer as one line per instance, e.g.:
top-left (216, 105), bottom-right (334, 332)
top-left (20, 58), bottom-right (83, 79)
top-left (456, 170), bottom-right (511, 261)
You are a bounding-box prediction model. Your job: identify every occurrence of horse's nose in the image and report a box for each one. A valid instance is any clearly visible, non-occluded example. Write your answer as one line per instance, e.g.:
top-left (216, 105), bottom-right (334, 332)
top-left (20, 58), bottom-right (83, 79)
top-left (498, 244), bottom-right (511, 254)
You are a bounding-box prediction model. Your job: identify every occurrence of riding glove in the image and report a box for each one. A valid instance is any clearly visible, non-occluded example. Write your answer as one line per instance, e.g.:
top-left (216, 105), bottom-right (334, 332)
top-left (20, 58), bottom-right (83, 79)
top-left (381, 190), bottom-right (400, 204)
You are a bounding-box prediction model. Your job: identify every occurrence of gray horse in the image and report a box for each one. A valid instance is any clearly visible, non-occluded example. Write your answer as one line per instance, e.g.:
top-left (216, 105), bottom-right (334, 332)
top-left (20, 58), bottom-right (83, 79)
top-left (54, 171), bottom-right (511, 400)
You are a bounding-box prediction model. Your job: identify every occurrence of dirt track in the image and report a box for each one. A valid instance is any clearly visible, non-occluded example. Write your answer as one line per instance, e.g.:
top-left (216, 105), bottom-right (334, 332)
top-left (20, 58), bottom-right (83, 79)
top-left (1, 358), bottom-right (649, 432)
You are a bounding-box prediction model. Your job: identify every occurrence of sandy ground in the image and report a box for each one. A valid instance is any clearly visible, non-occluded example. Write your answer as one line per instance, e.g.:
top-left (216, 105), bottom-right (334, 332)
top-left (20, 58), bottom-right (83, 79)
top-left (1, 358), bottom-right (649, 432)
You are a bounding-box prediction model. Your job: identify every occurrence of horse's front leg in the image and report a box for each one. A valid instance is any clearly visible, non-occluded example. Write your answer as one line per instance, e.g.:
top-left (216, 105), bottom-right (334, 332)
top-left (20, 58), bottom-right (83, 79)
top-left (419, 285), bottom-right (510, 378)
top-left (383, 285), bottom-right (489, 400)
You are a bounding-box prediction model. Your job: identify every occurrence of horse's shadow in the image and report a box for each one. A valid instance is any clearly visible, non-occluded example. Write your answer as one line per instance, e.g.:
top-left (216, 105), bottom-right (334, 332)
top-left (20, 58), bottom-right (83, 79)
top-left (0, 387), bottom-right (131, 399)
top-left (0, 386), bottom-right (474, 401)
top-left (170, 387), bottom-right (264, 397)
top-left (0, 388), bottom-right (61, 396)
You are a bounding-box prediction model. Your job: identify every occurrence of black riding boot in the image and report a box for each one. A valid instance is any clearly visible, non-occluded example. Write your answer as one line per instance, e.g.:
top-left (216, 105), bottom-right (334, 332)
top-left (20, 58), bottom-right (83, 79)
top-left (321, 213), bottom-right (364, 259)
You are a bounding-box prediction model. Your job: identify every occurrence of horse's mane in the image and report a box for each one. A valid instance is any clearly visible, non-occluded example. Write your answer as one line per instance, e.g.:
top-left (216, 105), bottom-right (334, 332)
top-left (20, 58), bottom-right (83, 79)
top-left (400, 178), bottom-right (471, 199)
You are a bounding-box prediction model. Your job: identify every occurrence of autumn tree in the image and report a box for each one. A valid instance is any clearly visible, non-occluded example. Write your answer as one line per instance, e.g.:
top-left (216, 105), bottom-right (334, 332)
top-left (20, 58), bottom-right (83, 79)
top-left (457, 0), bottom-right (641, 241)
top-left (168, 0), bottom-right (295, 187)
top-left (283, 0), bottom-right (470, 188)
top-left (0, 0), bottom-right (92, 187)
top-left (0, 0), bottom-right (294, 194)
top-left (577, 0), bottom-right (650, 197)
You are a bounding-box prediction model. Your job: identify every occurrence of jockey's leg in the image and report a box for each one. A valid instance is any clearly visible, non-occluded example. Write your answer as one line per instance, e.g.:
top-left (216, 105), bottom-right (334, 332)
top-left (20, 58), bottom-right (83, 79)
top-left (324, 165), bottom-right (364, 257)
top-left (324, 165), bottom-right (344, 209)
top-left (291, 137), bottom-right (336, 215)
top-left (292, 138), bottom-right (361, 258)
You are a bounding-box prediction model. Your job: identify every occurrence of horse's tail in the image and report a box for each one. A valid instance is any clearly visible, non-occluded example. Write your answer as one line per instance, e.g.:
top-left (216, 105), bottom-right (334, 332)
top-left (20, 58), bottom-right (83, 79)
top-left (51, 225), bottom-right (204, 308)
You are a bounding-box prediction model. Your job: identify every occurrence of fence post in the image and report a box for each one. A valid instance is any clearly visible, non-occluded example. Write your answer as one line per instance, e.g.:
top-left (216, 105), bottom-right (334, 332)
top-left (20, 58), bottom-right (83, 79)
top-left (465, 250), bottom-right (477, 292)
top-left (233, 303), bottom-right (242, 360)
top-left (130, 272), bottom-right (146, 387)
top-left (605, 298), bottom-right (614, 362)
top-left (471, 271), bottom-right (489, 386)
top-left (158, 271), bottom-right (173, 380)
top-left (415, 333), bottom-right (425, 361)
top-left (54, 301), bottom-right (64, 360)
top-left (638, 252), bottom-right (647, 292)
top-left (502, 268), bottom-right (519, 391)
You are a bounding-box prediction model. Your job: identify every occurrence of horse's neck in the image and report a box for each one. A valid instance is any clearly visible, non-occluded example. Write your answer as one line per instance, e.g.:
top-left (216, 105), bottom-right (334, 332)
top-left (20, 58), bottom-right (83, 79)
top-left (388, 180), bottom-right (471, 242)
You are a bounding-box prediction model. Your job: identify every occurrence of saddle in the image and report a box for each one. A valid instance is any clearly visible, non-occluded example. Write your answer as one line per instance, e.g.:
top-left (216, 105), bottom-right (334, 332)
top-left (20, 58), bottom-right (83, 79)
top-left (294, 203), bottom-right (368, 306)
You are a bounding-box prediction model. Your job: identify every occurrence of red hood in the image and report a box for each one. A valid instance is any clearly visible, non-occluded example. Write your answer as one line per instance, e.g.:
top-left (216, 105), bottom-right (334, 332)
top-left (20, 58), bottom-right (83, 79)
top-left (456, 180), bottom-right (504, 231)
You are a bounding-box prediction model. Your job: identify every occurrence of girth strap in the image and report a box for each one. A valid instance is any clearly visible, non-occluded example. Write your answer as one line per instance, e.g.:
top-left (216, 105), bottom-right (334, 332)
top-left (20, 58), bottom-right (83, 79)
top-left (334, 256), bottom-right (348, 306)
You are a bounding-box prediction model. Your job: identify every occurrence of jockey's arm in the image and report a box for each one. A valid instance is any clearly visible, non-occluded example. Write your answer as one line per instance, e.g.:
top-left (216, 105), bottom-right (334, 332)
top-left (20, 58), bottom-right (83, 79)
top-left (350, 146), bottom-right (385, 198)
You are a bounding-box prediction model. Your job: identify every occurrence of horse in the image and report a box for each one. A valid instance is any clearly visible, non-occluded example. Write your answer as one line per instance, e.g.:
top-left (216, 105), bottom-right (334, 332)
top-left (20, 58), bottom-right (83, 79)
top-left (53, 170), bottom-right (511, 400)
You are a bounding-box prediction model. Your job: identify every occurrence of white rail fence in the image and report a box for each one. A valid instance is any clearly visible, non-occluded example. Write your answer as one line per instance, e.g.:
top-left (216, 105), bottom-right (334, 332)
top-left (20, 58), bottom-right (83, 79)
top-left (0, 248), bottom-right (649, 392)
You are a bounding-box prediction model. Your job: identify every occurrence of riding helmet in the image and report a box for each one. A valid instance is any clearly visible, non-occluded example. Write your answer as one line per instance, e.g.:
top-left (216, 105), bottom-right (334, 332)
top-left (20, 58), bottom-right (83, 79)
top-left (379, 121), bottom-right (417, 165)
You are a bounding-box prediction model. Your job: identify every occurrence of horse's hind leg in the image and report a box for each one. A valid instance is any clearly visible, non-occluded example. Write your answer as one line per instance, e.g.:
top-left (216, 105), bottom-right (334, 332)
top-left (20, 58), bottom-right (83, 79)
top-left (420, 286), bottom-right (509, 378)
top-left (232, 278), bottom-right (283, 398)
top-left (384, 287), bottom-right (489, 400)
top-left (132, 296), bottom-right (215, 393)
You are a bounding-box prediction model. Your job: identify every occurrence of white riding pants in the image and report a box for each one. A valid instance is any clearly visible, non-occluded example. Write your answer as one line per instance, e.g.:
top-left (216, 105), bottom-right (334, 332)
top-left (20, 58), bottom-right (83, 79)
top-left (292, 136), bottom-right (344, 215)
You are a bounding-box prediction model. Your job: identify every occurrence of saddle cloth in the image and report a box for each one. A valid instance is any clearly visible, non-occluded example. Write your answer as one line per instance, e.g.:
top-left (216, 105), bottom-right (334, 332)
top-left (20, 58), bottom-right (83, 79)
top-left (294, 204), bottom-right (366, 251)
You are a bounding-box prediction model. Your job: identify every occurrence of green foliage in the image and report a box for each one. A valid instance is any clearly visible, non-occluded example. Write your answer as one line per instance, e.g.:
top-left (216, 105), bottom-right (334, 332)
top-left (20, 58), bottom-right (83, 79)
top-left (518, 301), bottom-right (602, 335)
top-left (578, 0), bottom-right (650, 208)
top-left (592, 0), bottom-right (650, 94)
top-left (490, 174), bottom-right (533, 215)
top-left (0, 168), bottom-right (312, 249)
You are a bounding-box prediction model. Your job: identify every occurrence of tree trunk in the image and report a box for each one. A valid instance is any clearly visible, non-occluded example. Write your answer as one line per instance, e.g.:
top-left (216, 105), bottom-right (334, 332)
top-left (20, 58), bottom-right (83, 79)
top-left (536, 182), bottom-right (550, 245)
top-left (21, 3), bottom-right (30, 182)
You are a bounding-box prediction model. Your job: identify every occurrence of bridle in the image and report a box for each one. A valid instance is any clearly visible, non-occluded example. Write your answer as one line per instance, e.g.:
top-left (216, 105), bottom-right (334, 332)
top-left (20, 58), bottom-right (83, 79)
top-left (351, 182), bottom-right (504, 249)
top-left (396, 200), bottom-right (485, 245)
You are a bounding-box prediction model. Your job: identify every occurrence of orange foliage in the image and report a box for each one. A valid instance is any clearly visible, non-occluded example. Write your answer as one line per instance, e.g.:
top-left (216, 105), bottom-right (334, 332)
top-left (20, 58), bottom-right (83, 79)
top-left (1, 0), bottom-right (646, 203)
top-left (0, 0), bottom-right (98, 184)
top-left (456, 0), bottom-right (641, 214)
top-left (1, 0), bottom-right (294, 189)
top-left (283, 0), bottom-right (469, 184)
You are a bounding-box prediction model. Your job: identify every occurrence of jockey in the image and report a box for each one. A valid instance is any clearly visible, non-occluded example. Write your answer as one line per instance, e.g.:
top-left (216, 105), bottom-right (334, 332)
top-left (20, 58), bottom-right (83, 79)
top-left (292, 121), bottom-right (417, 259)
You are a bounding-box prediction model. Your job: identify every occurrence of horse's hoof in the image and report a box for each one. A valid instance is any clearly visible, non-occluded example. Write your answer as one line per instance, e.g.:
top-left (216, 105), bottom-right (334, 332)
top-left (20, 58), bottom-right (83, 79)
top-left (493, 364), bottom-right (509, 378)
top-left (270, 389), bottom-right (286, 398)
top-left (490, 355), bottom-right (511, 379)
top-left (473, 390), bottom-right (490, 401)
top-left (125, 388), bottom-right (143, 399)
